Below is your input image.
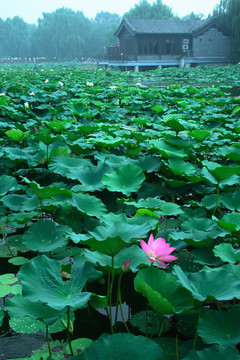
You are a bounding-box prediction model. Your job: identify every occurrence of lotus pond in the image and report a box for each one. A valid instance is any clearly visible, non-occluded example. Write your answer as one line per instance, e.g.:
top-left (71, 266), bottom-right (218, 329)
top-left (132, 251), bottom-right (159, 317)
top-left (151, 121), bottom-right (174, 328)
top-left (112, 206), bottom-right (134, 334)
top-left (0, 63), bottom-right (240, 359)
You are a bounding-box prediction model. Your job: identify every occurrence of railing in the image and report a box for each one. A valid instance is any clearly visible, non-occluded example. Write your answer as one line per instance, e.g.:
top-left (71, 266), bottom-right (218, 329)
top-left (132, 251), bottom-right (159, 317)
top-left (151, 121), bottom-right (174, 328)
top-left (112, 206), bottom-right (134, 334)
top-left (100, 54), bottom-right (136, 62)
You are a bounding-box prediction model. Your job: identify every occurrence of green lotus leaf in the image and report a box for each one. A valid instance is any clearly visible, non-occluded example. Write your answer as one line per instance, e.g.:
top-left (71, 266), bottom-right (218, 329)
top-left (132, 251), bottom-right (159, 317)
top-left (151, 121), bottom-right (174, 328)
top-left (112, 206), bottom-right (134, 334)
top-left (71, 221), bottom-right (150, 256)
top-left (50, 146), bottom-right (69, 158)
top-left (71, 333), bottom-right (163, 360)
top-left (70, 163), bottom-right (109, 192)
top-left (5, 129), bottom-right (30, 142)
top-left (191, 248), bottom-right (222, 266)
top-left (1, 194), bottom-right (27, 211)
top-left (70, 101), bottom-right (89, 116)
top-left (130, 155), bottom-right (162, 173)
top-left (211, 166), bottom-right (240, 181)
top-left (152, 104), bottom-right (165, 113)
top-left (0, 309), bottom-right (3, 327)
top-left (0, 175), bottom-right (18, 197)
top-left (121, 197), bottom-right (165, 210)
top-left (189, 130), bottom-right (211, 141)
top-left (182, 345), bottom-right (240, 360)
top-left (48, 157), bottom-right (92, 177)
top-left (213, 213), bottom-right (240, 232)
top-left (8, 256), bottom-right (29, 266)
top-left (8, 211), bottom-right (37, 224)
top-left (0, 283), bottom-right (22, 297)
top-left (22, 220), bottom-right (70, 252)
top-left (156, 202), bottom-right (183, 216)
top-left (213, 243), bottom-right (240, 264)
top-left (4, 147), bottom-right (37, 165)
top-left (217, 145), bottom-right (240, 161)
top-left (200, 194), bottom-right (218, 210)
top-left (81, 244), bottom-right (150, 273)
top-left (22, 178), bottom-right (72, 199)
top-left (166, 118), bottom-right (185, 132)
top-left (102, 164), bottom-right (145, 196)
top-left (65, 338), bottom-right (93, 355)
top-left (9, 311), bottom-right (74, 334)
top-left (149, 139), bottom-right (187, 158)
top-left (173, 265), bottom-right (240, 301)
top-left (220, 191), bottom-right (240, 211)
top-left (0, 274), bottom-right (17, 286)
top-left (202, 161), bottom-right (240, 181)
top-left (181, 217), bottom-right (216, 232)
top-left (134, 267), bottom-right (193, 315)
top-left (99, 212), bottom-right (157, 231)
top-left (170, 230), bottom-right (214, 247)
top-left (72, 192), bottom-right (107, 218)
top-left (198, 309), bottom-right (240, 346)
top-left (19, 255), bottom-right (102, 310)
top-left (168, 158), bottom-right (197, 176)
top-left (5, 294), bottom-right (66, 325)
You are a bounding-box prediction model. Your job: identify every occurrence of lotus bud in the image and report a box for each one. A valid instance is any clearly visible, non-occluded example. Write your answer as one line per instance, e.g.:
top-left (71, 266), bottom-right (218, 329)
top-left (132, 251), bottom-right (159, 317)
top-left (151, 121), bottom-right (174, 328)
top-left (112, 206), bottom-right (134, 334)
top-left (41, 158), bottom-right (45, 164)
top-left (33, 126), bottom-right (37, 133)
top-left (121, 259), bottom-right (131, 273)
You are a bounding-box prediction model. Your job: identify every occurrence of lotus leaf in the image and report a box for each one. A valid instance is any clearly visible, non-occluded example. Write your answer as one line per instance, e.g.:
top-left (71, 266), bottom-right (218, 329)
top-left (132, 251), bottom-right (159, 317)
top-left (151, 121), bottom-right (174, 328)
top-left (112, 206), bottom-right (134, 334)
top-left (71, 333), bottom-right (163, 359)
top-left (198, 309), bottom-right (240, 346)
top-left (134, 267), bottom-right (193, 314)
top-left (19, 255), bottom-right (102, 310)
top-left (102, 164), bottom-right (145, 196)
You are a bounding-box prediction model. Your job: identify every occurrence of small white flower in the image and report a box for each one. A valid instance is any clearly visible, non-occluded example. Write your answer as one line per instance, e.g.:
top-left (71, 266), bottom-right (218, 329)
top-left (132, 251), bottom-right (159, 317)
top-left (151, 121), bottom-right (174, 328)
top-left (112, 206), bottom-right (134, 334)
top-left (24, 102), bottom-right (29, 108)
top-left (136, 83), bottom-right (142, 86)
top-left (110, 85), bottom-right (117, 90)
top-left (45, 79), bottom-right (49, 83)
top-left (58, 81), bottom-right (64, 87)
top-left (0, 93), bottom-right (6, 96)
top-left (86, 81), bottom-right (93, 86)
top-left (29, 92), bottom-right (35, 96)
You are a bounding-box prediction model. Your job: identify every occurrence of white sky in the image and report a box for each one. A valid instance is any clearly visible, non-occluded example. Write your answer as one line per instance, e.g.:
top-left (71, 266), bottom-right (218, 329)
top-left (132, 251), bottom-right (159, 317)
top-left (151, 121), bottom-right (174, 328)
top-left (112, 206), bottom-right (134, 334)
top-left (0, 0), bottom-right (220, 24)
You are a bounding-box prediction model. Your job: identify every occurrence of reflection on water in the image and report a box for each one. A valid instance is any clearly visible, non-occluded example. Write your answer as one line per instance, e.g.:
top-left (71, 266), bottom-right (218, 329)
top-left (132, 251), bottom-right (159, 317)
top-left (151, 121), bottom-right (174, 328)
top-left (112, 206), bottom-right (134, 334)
top-left (97, 302), bottom-right (130, 324)
top-left (0, 333), bottom-right (46, 359)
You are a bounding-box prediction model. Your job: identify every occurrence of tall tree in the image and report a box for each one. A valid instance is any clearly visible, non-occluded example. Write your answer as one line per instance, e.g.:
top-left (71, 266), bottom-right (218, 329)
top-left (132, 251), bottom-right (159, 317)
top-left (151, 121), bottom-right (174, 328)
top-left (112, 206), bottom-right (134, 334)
top-left (124, 0), bottom-right (174, 19)
top-left (214, 0), bottom-right (240, 61)
top-left (89, 12), bottom-right (121, 57)
top-left (0, 17), bottom-right (35, 58)
top-left (34, 8), bottom-right (92, 60)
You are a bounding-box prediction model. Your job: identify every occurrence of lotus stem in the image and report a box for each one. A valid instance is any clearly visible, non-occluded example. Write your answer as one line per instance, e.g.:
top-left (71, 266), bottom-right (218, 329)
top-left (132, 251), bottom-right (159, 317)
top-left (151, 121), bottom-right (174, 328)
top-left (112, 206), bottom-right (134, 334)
top-left (192, 312), bottom-right (200, 349)
top-left (175, 334), bottom-right (179, 360)
top-left (157, 319), bottom-right (164, 337)
top-left (118, 282), bottom-right (130, 333)
top-left (145, 302), bottom-right (149, 337)
top-left (109, 256), bottom-right (115, 334)
top-left (46, 324), bottom-right (52, 358)
top-left (213, 181), bottom-right (220, 216)
top-left (67, 306), bottom-right (74, 356)
top-left (150, 310), bottom-right (155, 339)
top-left (0, 225), bottom-right (14, 257)
top-left (114, 273), bottom-right (122, 331)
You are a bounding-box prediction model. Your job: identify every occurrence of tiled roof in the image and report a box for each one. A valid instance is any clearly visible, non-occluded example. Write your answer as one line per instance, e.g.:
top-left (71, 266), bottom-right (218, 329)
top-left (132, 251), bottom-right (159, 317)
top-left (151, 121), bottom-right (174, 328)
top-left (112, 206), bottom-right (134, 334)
top-left (115, 17), bottom-right (216, 37)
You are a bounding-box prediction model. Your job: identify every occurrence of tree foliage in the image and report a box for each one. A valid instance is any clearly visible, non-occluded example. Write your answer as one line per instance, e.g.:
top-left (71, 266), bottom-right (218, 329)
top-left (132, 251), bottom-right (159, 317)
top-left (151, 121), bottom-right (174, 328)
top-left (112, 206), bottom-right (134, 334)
top-left (214, 0), bottom-right (240, 61)
top-left (0, 8), bottom-right (121, 60)
top-left (124, 0), bottom-right (174, 20)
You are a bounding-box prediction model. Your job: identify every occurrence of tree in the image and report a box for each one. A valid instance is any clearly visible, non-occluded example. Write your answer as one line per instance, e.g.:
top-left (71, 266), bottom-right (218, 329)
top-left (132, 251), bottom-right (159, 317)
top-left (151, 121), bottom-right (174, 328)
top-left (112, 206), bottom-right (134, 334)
top-left (34, 8), bottom-right (92, 60)
top-left (181, 12), bottom-right (205, 21)
top-left (124, 0), bottom-right (174, 20)
top-left (89, 12), bottom-right (121, 57)
top-left (0, 17), bottom-right (35, 58)
top-left (214, 0), bottom-right (240, 61)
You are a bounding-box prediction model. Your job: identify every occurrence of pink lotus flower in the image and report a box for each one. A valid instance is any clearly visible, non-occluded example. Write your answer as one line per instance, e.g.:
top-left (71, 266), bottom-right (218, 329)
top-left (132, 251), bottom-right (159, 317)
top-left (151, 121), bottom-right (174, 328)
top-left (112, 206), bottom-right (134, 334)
top-left (140, 234), bottom-right (177, 268)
